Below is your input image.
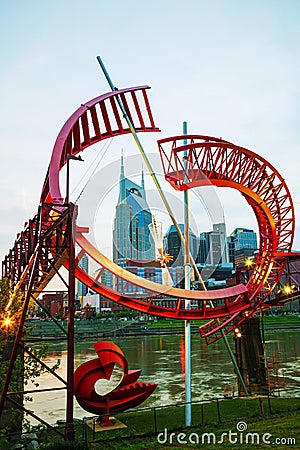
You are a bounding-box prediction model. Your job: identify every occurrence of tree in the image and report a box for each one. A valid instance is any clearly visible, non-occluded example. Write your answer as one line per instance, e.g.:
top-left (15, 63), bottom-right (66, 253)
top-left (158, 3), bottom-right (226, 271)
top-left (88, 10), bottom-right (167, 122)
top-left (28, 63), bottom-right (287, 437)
top-left (0, 279), bottom-right (60, 433)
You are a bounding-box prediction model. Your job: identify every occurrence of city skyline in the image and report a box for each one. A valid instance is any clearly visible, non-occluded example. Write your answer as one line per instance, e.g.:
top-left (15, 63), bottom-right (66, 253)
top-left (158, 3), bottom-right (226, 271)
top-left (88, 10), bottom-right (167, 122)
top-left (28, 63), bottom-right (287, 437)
top-left (97, 156), bottom-right (255, 294)
top-left (110, 162), bottom-right (259, 286)
top-left (111, 157), bottom-right (258, 269)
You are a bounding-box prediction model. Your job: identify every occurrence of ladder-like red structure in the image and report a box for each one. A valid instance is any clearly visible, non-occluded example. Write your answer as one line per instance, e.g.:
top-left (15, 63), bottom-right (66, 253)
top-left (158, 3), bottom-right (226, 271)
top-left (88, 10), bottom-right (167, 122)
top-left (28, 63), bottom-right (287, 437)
top-left (158, 135), bottom-right (296, 342)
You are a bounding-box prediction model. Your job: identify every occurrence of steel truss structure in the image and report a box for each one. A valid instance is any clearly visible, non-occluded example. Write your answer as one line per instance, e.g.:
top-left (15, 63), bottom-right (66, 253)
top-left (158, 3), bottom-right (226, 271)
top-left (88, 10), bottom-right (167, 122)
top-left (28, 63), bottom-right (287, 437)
top-left (158, 135), bottom-right (299, 342)
top-left (1, 202), bottom-right (77, 438)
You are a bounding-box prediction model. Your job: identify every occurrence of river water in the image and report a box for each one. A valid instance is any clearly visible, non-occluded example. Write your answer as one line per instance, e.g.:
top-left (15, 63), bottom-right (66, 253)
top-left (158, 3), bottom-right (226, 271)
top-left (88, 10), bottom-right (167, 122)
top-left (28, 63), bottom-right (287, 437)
top-left (25, 329), bottom-right (300, 425)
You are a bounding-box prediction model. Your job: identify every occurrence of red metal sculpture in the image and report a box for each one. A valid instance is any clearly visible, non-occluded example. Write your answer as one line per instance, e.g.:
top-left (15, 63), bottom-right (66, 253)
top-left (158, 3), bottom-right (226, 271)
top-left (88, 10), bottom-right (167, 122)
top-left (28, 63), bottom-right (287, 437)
top-left (37, 91), bottom-right (250, 320)
top-left (1, 80), bottom-right (299, 437)
top-left (2, 85), bottom-right (297, 348)
top-left (40, 108), bottom-right (296, 329)
top-left (28, 87), bottom-right (298, 329)
top-left (158, 135), bottom-right (295, 342)
top-left (74, 341), bottom-right (157, 425)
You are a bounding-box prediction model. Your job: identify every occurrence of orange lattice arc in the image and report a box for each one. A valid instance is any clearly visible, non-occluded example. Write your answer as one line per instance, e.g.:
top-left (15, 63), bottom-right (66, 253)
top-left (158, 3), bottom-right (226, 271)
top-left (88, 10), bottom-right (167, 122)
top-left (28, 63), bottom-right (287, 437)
top-left (158, 135), bottom-right (295, 342)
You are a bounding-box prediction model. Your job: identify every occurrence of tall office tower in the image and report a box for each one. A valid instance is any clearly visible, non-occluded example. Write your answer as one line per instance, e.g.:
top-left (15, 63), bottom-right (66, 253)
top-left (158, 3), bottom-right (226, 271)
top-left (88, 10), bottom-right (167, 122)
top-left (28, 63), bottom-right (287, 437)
top-left (198, 223), bottom-right (229, 266)
top-left (212, 222), bottom-right (229, 264)
top-left (206, 230), bottom-right (223, 265)
top-left (100, 269), bottom-right (113, 289)
top-left (112, 153), bottom-right (155, 268)
top-left (77, 253), bottom-right (89, 299)
top-left (198, 232), bottom-right (209, 264)
top-left (230, 228), bottom-right (258, 250)
top-left (164, 224), bottom-right (199, 267)
top-left (229, 228), bottom-right (258, 267)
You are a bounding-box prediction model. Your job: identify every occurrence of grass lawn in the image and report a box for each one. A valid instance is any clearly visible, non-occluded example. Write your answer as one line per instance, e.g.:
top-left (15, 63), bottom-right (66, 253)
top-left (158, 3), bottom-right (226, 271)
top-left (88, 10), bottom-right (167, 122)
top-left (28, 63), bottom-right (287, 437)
top-left (84, 396), bottom-right (299, 449)
top-left (22, 396), bottom-right (299, 449)
top-left (92, 414), bottom-right (300, 449)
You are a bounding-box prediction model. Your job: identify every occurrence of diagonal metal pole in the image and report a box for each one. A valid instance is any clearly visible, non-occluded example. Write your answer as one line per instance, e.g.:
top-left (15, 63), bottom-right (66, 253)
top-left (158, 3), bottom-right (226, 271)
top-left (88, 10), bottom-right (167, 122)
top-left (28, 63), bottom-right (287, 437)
top-left (96, 56), bottom-right (206, 289)
top-left (96, 55), bottom-right (248, 396)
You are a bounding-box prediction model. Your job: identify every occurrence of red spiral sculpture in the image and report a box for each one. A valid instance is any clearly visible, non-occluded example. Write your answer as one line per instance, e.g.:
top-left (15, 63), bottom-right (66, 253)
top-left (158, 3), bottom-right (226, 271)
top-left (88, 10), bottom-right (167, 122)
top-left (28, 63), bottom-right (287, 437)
top-left (2, 86), bottom-right (296, 341)
top-left (74, 341), bottom-right (157, 423)
top-left (40, 89), bottom-right (294, 341)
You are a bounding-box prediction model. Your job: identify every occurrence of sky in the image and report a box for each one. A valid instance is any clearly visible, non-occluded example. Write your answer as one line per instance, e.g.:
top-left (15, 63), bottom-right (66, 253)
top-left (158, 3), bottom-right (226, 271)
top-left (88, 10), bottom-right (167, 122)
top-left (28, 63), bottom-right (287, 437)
top-left (1, 0), bottom-right (300, 265)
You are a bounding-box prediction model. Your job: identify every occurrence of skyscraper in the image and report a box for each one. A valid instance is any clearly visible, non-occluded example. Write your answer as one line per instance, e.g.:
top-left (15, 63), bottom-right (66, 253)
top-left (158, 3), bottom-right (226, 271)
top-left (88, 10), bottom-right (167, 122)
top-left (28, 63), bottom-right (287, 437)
top-left (198, 232), bottom-right (209, 264)
top-left (211, 222), bottom-right (229, 264)
top-left (230, 228), bottom-right (258, 251)
top-left (77, 253), bottom-right (89, 299)
top-left (112, 153), bottom-right (155, 268)
top-left (227, 235), bottom-right (236, 264)
top-left (229, 228), bottom-right (258, 267)
top-left (164, 224), bottom-right (199, 267)
top-left (199, 223), bottom-right (229, 266)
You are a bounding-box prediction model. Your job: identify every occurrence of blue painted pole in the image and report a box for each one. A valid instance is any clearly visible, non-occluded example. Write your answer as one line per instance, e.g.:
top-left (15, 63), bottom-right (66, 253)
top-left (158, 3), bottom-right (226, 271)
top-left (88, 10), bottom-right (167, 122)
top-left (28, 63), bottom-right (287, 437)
top-left (183, 121), bottom-right (192, 426)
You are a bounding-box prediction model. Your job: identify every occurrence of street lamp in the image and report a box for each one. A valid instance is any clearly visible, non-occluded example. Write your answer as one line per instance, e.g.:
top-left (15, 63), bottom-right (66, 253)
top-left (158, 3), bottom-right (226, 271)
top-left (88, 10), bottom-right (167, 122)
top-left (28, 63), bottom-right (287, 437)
top-left (245, 257), bottom-right (254, 268)
top-left (1, 315), bottom-right (14, 330)
top-left (283, 285), bottom-right (292, 295)
top-left (234, 327), bottom-right (242, 338)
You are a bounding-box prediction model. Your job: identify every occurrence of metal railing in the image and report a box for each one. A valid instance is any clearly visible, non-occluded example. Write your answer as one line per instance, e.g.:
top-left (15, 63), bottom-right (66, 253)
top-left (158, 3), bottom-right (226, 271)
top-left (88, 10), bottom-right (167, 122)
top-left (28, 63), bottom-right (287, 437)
top-left (1, 387), bottom-right (299, 448)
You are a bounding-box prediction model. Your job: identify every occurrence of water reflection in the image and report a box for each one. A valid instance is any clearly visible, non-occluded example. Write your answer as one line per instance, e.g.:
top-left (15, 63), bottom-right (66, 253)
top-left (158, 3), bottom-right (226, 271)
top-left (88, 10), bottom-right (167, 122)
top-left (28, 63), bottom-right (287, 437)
top-left (26, 330), bottom-right (299, 425)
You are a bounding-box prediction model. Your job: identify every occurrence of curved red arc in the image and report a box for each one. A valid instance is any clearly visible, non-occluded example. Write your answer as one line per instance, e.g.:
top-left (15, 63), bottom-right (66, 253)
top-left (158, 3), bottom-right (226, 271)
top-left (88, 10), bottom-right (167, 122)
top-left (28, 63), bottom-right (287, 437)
top-left (158, 135), bottom-right (294, 341)
top-left (2, 81), bottom-right (297, 428)
top-left (41, 90), bottom-right (253, 322)
top-left (65, 260), bottom-right (250, 320)
top-left (75, 232), bottom-right (248, 301)
top-left (41, 86), bottom-right (159, 204)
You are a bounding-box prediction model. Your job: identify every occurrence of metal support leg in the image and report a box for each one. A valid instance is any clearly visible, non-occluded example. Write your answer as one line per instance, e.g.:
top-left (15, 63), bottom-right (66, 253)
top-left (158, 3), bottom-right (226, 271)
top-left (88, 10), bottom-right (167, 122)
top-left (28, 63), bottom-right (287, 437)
top-left (65, 204), bottom-right (76, 441)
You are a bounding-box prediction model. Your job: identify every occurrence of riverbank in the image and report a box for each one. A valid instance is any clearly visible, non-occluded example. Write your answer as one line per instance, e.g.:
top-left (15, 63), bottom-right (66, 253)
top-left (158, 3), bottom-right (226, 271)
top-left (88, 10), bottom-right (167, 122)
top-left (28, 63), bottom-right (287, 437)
top-left (25, 315), bottom-right (300, 341)
top-left (24, 330), bottom-right (299, 428)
